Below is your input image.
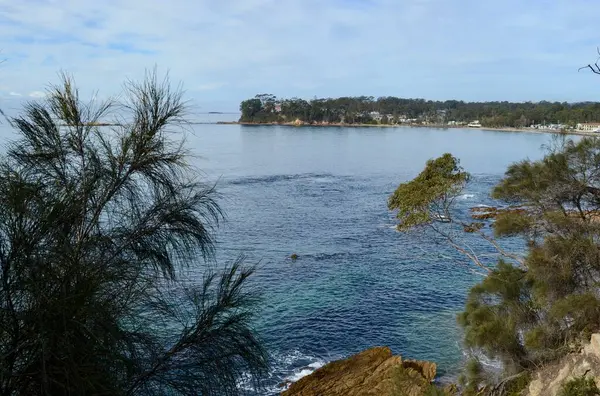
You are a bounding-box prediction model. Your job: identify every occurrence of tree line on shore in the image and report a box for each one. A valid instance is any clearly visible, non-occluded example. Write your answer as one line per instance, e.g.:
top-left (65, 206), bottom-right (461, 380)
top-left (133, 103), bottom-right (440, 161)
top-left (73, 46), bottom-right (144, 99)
top-left (240, 93), bottom-right (600, 128)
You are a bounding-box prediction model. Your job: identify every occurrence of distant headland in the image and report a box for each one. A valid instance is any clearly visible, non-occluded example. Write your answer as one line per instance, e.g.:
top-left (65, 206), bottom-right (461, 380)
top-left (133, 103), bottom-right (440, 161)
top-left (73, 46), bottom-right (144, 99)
top-left (58, 122), bottom-right (120, 127)
top-left (233, 94), bottom-right (600, 135)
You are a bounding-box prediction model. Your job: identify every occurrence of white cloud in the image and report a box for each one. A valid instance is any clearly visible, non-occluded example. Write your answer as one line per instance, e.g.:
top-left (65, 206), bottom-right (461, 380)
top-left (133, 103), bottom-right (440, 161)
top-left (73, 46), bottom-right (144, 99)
top-left (0, 0), bottom-right (597, 106)
top-left (28, 91), bottom-right (46, 98)
top-left (9, 92), bottom-right (22, 96)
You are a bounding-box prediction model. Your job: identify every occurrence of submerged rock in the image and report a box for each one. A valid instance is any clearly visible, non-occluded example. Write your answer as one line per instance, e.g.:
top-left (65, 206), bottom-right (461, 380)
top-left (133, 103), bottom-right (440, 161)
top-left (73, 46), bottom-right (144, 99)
top-left (281, 346), bottom-right (444, 396)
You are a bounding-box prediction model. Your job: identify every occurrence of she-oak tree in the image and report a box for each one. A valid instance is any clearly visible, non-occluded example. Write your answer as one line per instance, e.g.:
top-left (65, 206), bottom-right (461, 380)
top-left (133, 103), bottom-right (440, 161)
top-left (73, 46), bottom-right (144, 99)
top-left (0, 72), bottom-right (269, 396)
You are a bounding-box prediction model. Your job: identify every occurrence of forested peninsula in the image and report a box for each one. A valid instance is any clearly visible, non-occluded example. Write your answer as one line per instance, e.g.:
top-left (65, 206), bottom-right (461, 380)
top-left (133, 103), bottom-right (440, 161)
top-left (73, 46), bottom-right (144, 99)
top-left (239, 94), bottom-right (600, 129)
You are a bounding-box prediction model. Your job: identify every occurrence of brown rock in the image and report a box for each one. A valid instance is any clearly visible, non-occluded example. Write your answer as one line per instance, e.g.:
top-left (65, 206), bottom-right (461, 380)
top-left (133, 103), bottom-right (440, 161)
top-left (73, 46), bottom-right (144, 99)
top-left (402, 359), bottom-right (437, 382)
top-left (281, 346), bottom-right (438, 396)
top-left (278, 379), bottom-right (293, 389)
top-left (526, 333), bottom-right (600, 396)
top-left (469, 206), bottom-right (527, 220)
top-left (471, 206), bottom-right (497, 213)
top-left (585, 333), bottom-right (600, 358)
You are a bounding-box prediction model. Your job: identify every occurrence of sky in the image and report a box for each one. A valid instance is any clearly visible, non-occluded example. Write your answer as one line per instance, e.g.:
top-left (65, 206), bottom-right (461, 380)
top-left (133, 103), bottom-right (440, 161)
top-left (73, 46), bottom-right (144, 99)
top-left (0, 0), bottom-right (599, 112)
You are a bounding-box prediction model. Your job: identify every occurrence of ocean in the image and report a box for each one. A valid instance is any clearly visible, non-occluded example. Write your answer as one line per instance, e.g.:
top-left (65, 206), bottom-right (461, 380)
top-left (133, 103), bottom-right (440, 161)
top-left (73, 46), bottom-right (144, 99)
top-left (181, 123), bottom-right (557, 394)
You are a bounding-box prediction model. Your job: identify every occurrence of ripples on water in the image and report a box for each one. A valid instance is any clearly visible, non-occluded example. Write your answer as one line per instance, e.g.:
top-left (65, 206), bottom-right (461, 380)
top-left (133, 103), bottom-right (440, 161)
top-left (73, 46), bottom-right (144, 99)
top-left (215, 171), bottom-right (518, 394)
top-left (0, 116), bottom-right (565, 393)
top-left (187, 125), bottom-right (554, 394)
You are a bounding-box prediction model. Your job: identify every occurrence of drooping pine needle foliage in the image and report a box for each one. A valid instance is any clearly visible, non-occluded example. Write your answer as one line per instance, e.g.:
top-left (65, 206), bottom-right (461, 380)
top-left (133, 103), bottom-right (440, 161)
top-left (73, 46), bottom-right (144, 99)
top-left (0, 71), bottom-right (269, 395)
top-left (390, 137), bottom-right (600, 392)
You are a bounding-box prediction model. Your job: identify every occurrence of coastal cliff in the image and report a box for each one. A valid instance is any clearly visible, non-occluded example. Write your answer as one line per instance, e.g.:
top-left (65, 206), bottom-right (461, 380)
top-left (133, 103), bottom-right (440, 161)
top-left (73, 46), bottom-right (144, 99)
top-left (525, 334), bottom-right (600, 396)
top-left (281, 346), bottom-right (454, 396)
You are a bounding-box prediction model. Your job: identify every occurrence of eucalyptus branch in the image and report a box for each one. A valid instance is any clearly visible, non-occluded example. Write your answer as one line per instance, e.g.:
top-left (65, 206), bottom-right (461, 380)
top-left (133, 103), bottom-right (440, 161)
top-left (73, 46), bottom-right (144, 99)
top-left (428, 222), bottom-right (493, 273)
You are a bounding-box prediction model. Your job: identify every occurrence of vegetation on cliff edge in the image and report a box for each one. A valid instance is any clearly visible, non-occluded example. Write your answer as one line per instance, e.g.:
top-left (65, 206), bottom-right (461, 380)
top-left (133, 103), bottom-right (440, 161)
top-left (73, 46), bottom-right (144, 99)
top-left (0, 72), bottom-right (268, 395)
top-left (389, 135), bottom-right (600, 394)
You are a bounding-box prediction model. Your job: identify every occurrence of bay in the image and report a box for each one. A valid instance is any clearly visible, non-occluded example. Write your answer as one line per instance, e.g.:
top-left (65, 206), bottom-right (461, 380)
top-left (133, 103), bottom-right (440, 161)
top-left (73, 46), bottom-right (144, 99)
top-left (185, 124), bottom-right (557, 393)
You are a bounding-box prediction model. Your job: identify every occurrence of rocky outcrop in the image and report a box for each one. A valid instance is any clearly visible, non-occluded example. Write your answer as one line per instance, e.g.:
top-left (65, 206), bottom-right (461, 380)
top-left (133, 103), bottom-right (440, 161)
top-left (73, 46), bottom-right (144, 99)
top-left (469, 206), bottom-right (600, 224)
top-left (470, 206), bottom-right (527, 220)
top-left (402, 359), bottom-right (438, 382)
top-left (526, 334), bottom-right (600, 396)
top-left (282, 346), bottom-right (447, 396)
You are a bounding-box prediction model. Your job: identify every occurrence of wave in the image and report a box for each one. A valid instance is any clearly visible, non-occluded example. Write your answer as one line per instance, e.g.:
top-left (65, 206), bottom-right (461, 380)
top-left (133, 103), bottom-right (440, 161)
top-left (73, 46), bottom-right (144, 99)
top-left (313, 176), bottom-right (337, 183)
top-left (302, 252), bottom-right (356, 261)
top-left (279, 361), bottom-right (326, 391)
top-left (227, 173), bottom-right (339, 186)
top-left (248, 350), bottom-right (330, 395)
top-left (375, 223), bottom-right (399, 230)
top-left (458, 193), bottom-right (476, 200)
top-left (462, 348), bottom-right (503, 371)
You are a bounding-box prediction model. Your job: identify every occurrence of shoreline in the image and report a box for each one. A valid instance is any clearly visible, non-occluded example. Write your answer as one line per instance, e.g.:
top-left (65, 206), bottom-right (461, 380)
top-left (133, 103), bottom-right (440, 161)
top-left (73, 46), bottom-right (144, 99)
top-left (216, 121), bottom-right (598, 137)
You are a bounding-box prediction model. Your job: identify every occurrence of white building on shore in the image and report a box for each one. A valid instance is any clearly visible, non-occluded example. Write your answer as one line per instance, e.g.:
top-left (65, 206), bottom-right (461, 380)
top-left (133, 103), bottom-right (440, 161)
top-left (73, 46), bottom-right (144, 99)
top-left (577, 123), bottom-right (600, 132)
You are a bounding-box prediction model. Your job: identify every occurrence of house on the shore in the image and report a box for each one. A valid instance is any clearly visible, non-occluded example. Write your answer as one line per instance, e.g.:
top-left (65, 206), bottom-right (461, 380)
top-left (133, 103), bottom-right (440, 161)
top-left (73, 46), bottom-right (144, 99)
top-left (576, 123), bottom-right (600, 132)
top-left (369, 111), bottom-right (382, 122)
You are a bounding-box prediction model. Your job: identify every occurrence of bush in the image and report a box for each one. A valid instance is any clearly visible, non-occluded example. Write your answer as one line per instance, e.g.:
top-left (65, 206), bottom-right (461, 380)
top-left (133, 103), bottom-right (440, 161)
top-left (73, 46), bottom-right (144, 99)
top-left (559, 376), bottom-right (600, 396)
top-left (457, 262), bottom-right (534, 372)
top-left (390, 137), bottom-right (600, 390)
top-left (0, 72), bottom-right (269, 395)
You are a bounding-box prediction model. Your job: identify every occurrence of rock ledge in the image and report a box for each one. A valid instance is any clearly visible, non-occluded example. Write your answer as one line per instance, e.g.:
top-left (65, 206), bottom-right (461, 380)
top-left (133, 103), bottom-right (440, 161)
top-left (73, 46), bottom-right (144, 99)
top-left (282, 346), bottom-right (444, 396)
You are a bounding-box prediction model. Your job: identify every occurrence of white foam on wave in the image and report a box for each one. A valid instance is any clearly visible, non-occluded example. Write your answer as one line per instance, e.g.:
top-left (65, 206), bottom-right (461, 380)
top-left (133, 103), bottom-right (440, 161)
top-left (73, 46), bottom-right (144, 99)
top-left (285, 361), bottom-right (326, 384)
top-left (276, 349), bottom-right (322, 366)
top-left (309, 361), bottom-right (324, 369)
top-left (313, 176), bottom-right (335, 183)
top-left (458, 193), bottom-right (476, 199)
top-left (462, 349), bottom-right (503, 371)
top-left (248, 350), bottom-right (330, 395)
top-left (375, 223), bottom-right (399, 230)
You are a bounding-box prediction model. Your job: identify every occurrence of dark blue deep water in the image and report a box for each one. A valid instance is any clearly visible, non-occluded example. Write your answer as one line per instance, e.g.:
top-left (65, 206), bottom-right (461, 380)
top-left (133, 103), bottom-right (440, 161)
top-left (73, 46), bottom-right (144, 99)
top-left (185, 125), bottom-right (558, 394)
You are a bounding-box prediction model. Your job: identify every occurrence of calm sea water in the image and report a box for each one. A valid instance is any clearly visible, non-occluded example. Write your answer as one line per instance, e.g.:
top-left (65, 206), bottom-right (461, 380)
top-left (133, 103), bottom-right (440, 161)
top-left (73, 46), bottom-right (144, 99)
top-left (184, 124), bottom-right (558, 394)
top-left (0, 120), bottom-right (558, 394)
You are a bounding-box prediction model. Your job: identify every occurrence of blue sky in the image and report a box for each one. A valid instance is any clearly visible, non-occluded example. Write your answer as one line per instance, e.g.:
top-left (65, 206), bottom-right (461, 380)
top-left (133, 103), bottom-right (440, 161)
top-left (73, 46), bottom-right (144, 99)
top-left (0, 0), bottom-right (599, 111)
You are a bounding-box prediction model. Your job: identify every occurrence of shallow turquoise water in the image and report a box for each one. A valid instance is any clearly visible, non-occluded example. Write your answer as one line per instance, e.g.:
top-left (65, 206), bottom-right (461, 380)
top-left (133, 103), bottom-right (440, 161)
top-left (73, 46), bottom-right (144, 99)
top-left (185, 125), bottom-right (557, 393)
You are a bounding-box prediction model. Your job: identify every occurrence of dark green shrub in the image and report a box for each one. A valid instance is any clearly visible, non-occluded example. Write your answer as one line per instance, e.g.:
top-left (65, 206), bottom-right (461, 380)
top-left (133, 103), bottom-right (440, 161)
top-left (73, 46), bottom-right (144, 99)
top-left (559, 376), bottom-right (600, 396)
top-left (0, 73), bottom-right (269, 395)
